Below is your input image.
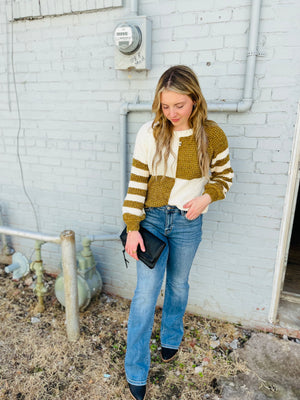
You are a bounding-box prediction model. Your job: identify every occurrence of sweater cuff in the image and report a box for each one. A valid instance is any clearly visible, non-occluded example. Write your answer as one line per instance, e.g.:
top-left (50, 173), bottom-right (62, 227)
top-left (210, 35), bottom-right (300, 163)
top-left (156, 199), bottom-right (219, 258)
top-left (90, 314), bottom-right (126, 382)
top-left (126, 222), bottom-right (140, 232)
top-left (203, 186), bottom-right (222, 203)
top-left (123, 213), bottom-right (143, 232)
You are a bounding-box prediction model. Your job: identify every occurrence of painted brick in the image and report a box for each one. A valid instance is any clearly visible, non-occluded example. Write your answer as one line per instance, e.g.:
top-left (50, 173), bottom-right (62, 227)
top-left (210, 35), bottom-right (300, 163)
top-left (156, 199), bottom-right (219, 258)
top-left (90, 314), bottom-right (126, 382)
top-left (198, 9), bottom-right (232, 24)
top-left (256, 162), bottom-right (289, 175)
top-left (245, 125), bottom-right (282, 138)
top-left (258, 138), bottom-right (283, 151)
top-left (253, 149), bottom-right (272, 162)
top-left (0, 0), bottom-right (299, 330)
top-left (230, 136), bottom-right (257, 149)
top-left (216, 48), bottom-right (234, 62)
top-left (174, 24), bottom-right (209, 39)
top-left (182, 13), bottom-right (197, 25)
top-left (140, 1), bottom-right (177, 16)
top-left (177, 1), bottom-right (212, 13)
top-left (160, 14), bottom-right (182, 28)
top-left (229, 112), bottom-right (268, 126)
top-left (188, 36), bottom-right (224, 51)
top-left (272, 150), bottom-right (291, 163)
top-left (211, 21), bottom-right (249, 36)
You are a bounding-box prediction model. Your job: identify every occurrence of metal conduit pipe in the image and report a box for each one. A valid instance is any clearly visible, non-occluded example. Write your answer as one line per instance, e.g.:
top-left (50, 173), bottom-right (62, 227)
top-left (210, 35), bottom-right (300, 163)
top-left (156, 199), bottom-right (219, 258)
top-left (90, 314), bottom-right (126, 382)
top-left (208, 0), bottom-right (262, 112)
top-left (130, 0), bottom-right (138, 16)
top-left (0, 225), bottom-right (79, 342)
top-left (0, 207), bottom-right (14, 264)
top-left (0, 226), bottom-right (61, 244)
top-left (0, 206), bottom-right (8, 252)
top-left (120, 102), bottom-right (153, 205)
top-left (60, 230), bottom-right (80, 342)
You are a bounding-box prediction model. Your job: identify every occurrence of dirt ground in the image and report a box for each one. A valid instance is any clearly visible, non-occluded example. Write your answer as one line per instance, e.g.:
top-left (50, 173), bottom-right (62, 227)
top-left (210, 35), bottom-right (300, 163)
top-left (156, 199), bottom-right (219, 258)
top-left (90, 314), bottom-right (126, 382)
top-left (0, 265), bottom-right (299, 400)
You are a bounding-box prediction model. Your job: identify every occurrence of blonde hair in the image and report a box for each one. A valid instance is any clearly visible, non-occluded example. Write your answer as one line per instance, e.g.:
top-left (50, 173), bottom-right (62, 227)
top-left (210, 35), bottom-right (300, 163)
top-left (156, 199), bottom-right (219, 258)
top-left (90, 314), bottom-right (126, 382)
top-left (152, 65), bottom-right (210, 178)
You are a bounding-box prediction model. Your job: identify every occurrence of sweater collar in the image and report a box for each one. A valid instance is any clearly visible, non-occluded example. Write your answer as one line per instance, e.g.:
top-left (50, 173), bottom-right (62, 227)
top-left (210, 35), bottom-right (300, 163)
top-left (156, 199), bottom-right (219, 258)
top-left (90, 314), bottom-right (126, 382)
top-left (172, 128), bottom-right (193, 138)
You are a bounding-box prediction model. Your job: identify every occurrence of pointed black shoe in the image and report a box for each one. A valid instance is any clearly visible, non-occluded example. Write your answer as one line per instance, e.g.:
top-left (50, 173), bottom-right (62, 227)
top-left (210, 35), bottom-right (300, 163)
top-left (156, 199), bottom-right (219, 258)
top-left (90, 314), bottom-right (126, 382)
top-left (128, 383), bottom-right (146, 400)
top-left (161, 347), bottom-right (178, 362)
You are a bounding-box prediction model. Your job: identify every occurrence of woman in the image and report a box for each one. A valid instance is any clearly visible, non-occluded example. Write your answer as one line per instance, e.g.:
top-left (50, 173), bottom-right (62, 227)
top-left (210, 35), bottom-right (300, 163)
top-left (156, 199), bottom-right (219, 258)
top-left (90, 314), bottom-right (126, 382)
top-left (122, 65), bottom-right (233, 400)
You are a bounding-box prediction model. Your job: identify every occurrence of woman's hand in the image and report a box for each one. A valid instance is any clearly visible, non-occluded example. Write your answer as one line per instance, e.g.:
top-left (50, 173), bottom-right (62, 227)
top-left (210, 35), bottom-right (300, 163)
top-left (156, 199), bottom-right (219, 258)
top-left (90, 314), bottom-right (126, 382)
top-left (125, 231), bottom-right (145, 261)
top-left (183, 193), bottom-right (212, 220)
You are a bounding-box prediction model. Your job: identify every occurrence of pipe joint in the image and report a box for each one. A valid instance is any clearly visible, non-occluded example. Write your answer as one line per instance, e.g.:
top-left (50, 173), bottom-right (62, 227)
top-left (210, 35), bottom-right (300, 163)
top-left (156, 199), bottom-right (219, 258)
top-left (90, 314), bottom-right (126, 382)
top-left (247, 50), bottom-right (258, 57)
top-left (237, 98), bottom-right (253, 113)
top-left (120, 102), bottom-right (129, 115)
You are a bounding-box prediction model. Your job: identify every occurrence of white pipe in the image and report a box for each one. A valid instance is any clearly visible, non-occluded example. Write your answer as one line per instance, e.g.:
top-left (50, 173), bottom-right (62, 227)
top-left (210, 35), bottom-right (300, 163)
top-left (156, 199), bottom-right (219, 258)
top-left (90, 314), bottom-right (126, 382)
top-left (205, 0), bottom-right (262, 112)
top-left (120, 102), bottom-right (154, 203)
top-left (130, 0), bottom-right (138, 15)
top-left (60, 230), bottom-right (80, 341)
top-left (0, 226), bottom-right (61, 244)
top-left (268, 102), bottom-right (300, 324)
top-left (120, 104), bottom-right (128, 213)
top-left (241, 0), bottom-right (262, 109)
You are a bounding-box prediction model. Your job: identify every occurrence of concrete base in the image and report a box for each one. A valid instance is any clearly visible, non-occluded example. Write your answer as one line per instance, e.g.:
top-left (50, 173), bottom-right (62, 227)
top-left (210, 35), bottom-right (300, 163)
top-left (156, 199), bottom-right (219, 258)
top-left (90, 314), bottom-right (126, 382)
top-left (278, 298), bottom-right (300, 330)
top-left (219, 333), bottom-right (300, 400)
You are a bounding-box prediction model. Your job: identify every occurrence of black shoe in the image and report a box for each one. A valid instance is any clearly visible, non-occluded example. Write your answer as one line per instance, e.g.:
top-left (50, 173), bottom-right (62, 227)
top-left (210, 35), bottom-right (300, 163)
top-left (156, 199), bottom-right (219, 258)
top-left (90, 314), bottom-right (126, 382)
top-left (128, 383), bottom-right (146, 400)
top-left (161, 347), bottom-right (178, 362)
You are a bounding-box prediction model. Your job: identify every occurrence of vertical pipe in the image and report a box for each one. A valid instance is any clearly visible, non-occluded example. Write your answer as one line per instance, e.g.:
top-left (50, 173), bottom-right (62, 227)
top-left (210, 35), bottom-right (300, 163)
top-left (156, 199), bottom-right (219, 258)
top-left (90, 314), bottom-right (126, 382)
top-left (120, 103), bottom-right (153, 213)
top-left (130, 0), bottom-right (138, 15)
top-left (120, 104), bottom-right (129, 210)
top-left (0, 206), bottom-right (8, 253)
top-left (238, 0), bottom-right (262, 111)
top-left (60, 230), bottom-right (80, 341)
top-left (31, 240), bottom-right (46, 314)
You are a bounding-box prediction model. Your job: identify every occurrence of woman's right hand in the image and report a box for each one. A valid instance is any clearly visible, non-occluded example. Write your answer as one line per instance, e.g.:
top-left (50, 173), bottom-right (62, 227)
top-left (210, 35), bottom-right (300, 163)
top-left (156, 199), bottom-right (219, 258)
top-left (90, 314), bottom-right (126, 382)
top-left (125, 231), bottom-right (145, 261)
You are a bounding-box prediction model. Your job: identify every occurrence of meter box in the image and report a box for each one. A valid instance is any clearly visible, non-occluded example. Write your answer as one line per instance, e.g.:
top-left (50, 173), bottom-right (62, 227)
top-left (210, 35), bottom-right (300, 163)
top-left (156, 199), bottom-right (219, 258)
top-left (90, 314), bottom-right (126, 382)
top-left (114, 16), bottom-right (152, 70)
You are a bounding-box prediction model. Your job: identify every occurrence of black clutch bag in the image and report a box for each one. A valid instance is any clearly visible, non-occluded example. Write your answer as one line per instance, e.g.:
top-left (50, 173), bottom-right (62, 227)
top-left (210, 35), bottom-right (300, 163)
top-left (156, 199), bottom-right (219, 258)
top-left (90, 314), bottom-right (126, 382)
top-left (120, 226), bottom-right (166, 269)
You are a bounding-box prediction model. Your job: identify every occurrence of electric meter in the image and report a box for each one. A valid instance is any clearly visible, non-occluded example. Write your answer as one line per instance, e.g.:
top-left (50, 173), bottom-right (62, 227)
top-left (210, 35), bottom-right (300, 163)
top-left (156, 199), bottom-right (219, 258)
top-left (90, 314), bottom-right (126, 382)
top-left (114, 23), bottom-right (142, 55)
top-left (113, 16), bottom-right (152, 70)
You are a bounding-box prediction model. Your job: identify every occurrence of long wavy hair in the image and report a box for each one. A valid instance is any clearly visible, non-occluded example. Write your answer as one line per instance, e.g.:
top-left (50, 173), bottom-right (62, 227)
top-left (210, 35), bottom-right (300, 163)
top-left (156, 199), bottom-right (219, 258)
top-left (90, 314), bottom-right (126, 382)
top-left (152, 65), bottom-right (210, 178)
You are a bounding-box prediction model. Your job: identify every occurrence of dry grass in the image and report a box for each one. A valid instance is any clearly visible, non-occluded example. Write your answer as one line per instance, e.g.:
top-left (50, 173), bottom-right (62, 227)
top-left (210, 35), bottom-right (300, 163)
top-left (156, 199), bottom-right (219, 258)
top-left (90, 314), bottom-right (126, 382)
top-left (0, 267), bottom-right (249, 400)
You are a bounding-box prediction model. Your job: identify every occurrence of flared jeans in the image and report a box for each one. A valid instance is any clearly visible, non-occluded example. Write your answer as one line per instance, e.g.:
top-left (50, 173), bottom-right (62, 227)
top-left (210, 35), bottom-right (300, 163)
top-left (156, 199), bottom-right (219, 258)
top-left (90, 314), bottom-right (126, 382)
top-left (125, 206), bottom-right (203, 386)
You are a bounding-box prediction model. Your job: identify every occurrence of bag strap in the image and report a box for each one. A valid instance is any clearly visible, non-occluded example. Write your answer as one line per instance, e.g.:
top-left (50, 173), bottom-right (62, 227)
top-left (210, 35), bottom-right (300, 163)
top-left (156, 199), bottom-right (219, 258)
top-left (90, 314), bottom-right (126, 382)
top-left (122, 249), bottom-right (130, 269)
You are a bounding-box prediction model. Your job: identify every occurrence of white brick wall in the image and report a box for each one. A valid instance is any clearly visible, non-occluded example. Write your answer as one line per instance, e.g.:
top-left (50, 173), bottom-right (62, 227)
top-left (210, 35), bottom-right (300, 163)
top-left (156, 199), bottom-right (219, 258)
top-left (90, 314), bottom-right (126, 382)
top-left (7, 0), bottom-right (123, 20)
top-left (1, 0), bottom-right (300, 326)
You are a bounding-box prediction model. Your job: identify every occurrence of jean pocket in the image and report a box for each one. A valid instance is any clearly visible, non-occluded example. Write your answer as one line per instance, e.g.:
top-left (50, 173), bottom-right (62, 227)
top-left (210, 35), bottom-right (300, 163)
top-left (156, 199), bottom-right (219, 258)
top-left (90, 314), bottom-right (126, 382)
top-left (184, 212), bottom-right (202, 221)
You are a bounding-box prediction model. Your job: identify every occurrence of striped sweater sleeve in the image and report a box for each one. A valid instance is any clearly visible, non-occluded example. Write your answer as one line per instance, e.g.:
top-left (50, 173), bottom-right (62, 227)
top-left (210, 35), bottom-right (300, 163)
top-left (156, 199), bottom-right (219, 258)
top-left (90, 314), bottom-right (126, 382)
top-left (122, 124), bottom-right (150, 232)
top-left (203, 126), bottom-right (234, 202)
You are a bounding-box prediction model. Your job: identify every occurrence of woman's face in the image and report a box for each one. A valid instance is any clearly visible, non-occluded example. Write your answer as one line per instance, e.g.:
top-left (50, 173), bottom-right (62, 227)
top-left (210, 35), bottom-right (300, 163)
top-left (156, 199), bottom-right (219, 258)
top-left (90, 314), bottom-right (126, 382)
top-left (160, 90), bottom-right (194, 131)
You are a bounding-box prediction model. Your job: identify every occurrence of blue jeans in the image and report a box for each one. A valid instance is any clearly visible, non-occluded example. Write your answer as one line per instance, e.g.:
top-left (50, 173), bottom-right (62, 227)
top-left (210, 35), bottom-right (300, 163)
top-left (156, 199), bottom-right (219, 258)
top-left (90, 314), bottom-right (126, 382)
top-left (125, 206), bottom-right (203, 385)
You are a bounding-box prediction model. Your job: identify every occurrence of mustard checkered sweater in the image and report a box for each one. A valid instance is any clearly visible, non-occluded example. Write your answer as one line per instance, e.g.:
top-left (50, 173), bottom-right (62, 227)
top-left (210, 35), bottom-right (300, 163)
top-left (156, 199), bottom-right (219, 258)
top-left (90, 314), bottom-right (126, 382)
top-left (123, 120), bottom-right (233, 231)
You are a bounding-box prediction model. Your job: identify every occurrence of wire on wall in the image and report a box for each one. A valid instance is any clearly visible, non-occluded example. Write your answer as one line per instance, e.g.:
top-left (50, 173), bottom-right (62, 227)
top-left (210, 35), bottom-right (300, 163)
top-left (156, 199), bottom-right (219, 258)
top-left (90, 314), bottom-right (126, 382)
top-left (9, 0), bottom-right (40, 232)
top-left (5, 0), bottom-right (12, 111)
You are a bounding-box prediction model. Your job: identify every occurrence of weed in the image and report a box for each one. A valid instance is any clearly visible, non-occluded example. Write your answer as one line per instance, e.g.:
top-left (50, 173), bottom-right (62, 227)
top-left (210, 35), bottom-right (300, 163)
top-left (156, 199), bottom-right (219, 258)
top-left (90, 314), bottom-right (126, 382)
top-left (0, 269), bottom-right (249, 400)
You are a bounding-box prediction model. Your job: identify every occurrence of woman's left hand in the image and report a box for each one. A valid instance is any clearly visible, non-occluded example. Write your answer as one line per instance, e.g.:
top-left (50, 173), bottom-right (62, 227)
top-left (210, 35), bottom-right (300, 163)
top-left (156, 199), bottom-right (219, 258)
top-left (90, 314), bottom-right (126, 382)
top-left (183, 194), bottom-right (212, 220)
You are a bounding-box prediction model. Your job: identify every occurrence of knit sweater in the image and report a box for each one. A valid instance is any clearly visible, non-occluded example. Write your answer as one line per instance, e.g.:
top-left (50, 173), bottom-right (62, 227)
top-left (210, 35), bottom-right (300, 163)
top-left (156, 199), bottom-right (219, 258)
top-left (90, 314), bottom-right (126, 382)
top-left (123, 120), bottom-right (233, 231)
